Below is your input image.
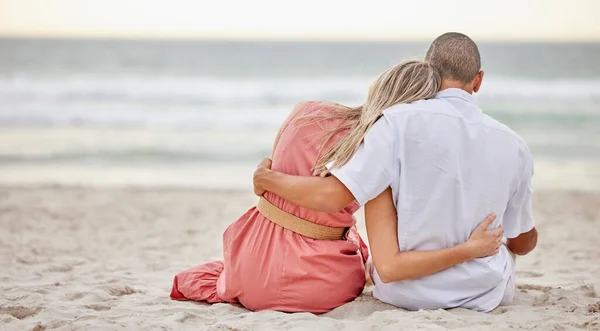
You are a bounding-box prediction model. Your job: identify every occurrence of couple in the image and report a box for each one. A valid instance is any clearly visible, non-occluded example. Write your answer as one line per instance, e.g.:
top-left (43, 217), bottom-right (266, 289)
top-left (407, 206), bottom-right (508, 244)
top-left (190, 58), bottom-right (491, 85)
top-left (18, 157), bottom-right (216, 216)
top-left (170, 32), bottom-right (538, 313)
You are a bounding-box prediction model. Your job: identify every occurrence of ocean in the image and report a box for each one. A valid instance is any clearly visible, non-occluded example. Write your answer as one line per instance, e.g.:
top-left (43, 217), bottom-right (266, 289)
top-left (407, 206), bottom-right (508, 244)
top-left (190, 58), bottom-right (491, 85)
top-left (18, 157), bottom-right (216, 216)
top-left (1, 38), bottom-right (599, 190)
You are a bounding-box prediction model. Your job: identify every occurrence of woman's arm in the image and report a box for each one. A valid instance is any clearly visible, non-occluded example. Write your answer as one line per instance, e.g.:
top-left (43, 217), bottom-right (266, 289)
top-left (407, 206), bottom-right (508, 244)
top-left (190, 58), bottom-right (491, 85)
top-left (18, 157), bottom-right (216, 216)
top-left (365, 188), bottom-right (503, 284)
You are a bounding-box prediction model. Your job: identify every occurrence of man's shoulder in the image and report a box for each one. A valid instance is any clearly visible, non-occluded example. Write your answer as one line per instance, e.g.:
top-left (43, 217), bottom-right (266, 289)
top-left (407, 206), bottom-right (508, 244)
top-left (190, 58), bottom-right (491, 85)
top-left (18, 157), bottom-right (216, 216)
top-left (481, 114), bottom-right (530, 152)
top-left (382, 99), bottom-right (440, 117)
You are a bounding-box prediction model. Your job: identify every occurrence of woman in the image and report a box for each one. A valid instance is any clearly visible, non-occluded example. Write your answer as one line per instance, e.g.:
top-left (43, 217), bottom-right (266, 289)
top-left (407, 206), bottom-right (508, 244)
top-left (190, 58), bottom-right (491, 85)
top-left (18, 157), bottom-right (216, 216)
top-left (170, 60), bottom-right (503, 313)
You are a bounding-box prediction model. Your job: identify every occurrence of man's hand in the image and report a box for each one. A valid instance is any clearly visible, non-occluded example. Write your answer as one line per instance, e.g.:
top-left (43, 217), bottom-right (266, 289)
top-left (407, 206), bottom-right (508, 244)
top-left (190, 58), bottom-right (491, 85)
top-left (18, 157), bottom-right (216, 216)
top-left (253, 158), bottom-right (272, 196)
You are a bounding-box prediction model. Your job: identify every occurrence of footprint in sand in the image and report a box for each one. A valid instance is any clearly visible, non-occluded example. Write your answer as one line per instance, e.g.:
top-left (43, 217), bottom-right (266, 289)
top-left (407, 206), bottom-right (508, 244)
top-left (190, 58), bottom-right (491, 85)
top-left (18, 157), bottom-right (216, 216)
top-left (532, 293), bottom-right (552, 307)
top-left (0, 306), bottom-right (42, 320)
top-left (65, 292), bottom-right (87, 300)
top-left (174, 311), bottom-right (201, 323)
top-left (32, 320), bottom-right (70, 330)
top-left (492, 307), bottom-right (509, 314)
top-left (30, 324), bottom-right (45, 331)
top-left (105, 285), bottom-right (141, 296)
top-left (83, 304), bottom-right (112, 311)
top-left (516, 271), bottom-right (544, 278)
top-left (15, 256), bottom-right (37, 265)
top-left (45, 264), bottom-right (74, 272)
top-left (517, 284), bottom-right (553, 293)
top-left (578, 285), bottom-right (598, 298)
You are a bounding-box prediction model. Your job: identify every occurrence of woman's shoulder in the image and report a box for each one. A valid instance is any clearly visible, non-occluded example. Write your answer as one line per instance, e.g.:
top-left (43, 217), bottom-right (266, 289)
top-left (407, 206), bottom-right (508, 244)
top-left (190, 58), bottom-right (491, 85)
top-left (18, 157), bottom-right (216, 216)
top-left (292, 100), bottom-right (344, 117)
top-left (293, 100), bottom-right (322, 113)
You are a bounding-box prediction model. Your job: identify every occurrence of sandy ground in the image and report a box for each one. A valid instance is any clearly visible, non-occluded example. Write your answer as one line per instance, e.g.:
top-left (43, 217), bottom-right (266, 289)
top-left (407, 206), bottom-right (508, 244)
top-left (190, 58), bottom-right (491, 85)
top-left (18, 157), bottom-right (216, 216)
top-left (1, 186), bottom-right (599, 331)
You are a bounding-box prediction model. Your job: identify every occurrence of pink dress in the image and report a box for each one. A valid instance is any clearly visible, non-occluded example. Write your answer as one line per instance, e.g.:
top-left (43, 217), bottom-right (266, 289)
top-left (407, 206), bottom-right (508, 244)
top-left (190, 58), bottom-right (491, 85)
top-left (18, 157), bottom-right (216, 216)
top-left (170, 101), bottom-right (368, 313)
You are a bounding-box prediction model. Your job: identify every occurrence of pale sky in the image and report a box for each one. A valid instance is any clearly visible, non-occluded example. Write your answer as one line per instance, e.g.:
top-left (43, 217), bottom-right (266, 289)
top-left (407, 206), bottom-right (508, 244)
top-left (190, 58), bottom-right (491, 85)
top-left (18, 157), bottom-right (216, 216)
top-left (1, 0), bottom-right (599, 41)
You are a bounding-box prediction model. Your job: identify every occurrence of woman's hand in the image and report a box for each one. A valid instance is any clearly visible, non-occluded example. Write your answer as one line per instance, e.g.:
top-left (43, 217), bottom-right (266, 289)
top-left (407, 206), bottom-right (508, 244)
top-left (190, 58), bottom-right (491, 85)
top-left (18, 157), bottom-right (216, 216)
top-left (253, 158), bottom-right (273, 196)
top-left (464, 214), bottom-right (504, 259)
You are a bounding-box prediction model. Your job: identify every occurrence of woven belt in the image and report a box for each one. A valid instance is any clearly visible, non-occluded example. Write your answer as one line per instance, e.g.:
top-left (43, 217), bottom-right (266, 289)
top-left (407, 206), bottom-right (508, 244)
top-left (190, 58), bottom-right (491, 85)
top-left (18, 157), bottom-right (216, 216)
top-left (256, 197), bottom-right (347, 240)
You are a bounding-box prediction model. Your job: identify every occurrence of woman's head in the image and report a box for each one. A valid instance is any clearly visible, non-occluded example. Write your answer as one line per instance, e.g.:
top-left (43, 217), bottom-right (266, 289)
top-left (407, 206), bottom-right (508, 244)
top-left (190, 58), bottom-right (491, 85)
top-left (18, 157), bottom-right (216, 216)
top-left (313, 60), bottom-right (440, 176)
top-left (365, 60), bottom-right (441, 114)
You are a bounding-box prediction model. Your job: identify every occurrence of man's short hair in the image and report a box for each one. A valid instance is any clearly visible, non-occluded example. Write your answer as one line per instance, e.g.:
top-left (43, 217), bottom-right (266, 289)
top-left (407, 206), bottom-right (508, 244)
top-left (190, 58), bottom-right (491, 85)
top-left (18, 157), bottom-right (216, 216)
top-left (425, 32), bottom-right (481, 84)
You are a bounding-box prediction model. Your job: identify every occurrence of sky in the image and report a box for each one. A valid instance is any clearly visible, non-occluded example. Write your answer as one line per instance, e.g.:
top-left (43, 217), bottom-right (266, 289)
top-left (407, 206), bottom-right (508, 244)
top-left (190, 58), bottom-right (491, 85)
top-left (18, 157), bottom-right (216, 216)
top-left (0, 0), bottom-right (599, 41)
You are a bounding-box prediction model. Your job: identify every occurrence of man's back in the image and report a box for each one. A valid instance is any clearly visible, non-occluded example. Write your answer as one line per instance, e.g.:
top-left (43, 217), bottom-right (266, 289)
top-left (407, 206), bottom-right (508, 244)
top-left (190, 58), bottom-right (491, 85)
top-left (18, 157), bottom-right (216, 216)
top-left (365, 88), bottom-right (534, 312)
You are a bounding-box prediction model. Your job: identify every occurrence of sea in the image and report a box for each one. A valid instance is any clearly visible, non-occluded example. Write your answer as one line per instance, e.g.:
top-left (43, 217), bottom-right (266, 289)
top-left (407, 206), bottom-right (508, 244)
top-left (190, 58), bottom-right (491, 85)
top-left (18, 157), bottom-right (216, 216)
top-left (0, 38), bottom-right (599, 190)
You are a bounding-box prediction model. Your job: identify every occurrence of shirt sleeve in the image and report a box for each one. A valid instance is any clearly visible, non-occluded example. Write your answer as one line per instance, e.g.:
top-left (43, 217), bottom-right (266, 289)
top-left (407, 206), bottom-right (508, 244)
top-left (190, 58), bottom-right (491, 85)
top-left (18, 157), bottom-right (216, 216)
top-left (329, 115), bottom-right (395, 206)
top-left (502, 147), bottom-right (535, 238)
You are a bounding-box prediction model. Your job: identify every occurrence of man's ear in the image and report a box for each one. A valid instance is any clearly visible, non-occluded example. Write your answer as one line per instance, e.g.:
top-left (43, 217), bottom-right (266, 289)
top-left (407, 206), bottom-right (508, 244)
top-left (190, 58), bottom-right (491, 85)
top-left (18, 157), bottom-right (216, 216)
top-left (473, 70), bottom-right (484, 93)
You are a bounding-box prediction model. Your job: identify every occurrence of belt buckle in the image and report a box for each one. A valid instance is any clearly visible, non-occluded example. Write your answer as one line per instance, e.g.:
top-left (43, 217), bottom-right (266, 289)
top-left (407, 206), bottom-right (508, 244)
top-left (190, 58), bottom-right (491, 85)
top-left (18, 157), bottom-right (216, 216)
top-left (342, 227), bottom-right (350, 240)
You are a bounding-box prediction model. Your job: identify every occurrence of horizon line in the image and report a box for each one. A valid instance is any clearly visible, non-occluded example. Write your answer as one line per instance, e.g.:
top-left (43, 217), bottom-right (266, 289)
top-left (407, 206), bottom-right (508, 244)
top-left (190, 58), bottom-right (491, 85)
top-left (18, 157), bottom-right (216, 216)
top-left (1, 34), bottom-right (600, 44)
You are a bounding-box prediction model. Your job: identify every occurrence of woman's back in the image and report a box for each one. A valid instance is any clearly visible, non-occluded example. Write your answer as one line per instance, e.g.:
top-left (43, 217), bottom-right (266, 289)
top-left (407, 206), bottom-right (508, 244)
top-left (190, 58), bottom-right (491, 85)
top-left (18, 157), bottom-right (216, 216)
top-left (266, 101), bottom-right (360, 225)
top-left (214, 101), bottom-right (367, 313)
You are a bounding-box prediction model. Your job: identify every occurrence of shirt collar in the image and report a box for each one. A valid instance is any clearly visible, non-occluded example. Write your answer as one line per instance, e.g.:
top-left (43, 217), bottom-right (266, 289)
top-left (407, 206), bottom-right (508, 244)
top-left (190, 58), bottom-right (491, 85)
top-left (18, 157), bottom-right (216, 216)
top-left (435, 88), bottom-right (477, 105)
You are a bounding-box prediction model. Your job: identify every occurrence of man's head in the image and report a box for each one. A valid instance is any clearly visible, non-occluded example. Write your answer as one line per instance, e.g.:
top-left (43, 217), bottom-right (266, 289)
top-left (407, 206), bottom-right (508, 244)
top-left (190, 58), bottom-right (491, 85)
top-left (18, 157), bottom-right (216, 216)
top-left (425, 32), bottom-right (483, 93)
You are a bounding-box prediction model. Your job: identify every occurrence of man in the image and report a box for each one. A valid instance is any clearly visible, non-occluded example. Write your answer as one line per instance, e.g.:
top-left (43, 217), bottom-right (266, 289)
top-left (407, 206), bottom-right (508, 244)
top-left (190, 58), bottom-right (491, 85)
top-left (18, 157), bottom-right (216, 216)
top-left (253, 32), bottom-right (538, 312)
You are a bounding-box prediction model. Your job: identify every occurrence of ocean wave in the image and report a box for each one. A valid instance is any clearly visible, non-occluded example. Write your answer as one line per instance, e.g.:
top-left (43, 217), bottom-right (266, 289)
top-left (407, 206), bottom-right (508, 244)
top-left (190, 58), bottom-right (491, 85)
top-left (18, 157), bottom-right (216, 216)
top-left (0, 148), bottom-right (272, 164)
top-left (1, 74), bottom-right (599, 129)
top-left (1, 139), bottom-right (599, 164)
top-left (1, 74), bottom-right (600, 106)
top-left (0, 74), bottom-right (367, 106)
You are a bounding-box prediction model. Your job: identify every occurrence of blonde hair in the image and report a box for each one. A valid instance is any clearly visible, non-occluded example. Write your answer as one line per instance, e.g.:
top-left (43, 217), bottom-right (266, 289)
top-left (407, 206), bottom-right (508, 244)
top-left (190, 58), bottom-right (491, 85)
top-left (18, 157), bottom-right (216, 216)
top-left (309, 60), bottom-right (441, 176)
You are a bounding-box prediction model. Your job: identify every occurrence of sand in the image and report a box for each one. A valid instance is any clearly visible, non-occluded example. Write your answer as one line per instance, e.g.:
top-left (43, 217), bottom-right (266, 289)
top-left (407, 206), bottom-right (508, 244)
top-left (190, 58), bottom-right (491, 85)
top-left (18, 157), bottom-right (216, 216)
top-left (1, 186), bottom-right (599, 331)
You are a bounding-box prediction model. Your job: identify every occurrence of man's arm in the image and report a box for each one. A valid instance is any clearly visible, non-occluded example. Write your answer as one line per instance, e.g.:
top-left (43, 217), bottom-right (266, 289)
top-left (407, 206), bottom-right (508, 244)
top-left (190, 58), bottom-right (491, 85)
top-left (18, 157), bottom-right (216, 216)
top-left (366, 188), bottom-right (504, 283)
top-left (503, 147), bottom-right (537, 255)
top-left (506, 227), bottom-right (537, 255)
top-left (254, 115), bottom-right (397, 211)
top-left (254, 164), bottom-right (355, 212)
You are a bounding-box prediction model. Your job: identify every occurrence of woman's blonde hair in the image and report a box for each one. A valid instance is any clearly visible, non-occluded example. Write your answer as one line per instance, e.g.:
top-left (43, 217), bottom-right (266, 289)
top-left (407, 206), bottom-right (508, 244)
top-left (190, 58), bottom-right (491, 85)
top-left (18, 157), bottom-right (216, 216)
top-left (308, 60), bottom-right (441, 176)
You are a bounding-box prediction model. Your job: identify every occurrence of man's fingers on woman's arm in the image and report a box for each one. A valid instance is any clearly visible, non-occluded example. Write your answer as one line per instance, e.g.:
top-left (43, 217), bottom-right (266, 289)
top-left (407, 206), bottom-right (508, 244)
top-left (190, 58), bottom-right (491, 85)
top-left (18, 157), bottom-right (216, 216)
top-left (258, 158), bottom-right (273, 169)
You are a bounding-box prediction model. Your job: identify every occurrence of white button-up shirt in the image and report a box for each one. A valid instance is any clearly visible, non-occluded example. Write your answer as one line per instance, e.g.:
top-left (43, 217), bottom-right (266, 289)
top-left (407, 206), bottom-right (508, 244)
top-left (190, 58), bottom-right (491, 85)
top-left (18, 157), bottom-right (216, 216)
top-left (330, 88), bottom-right (535, 312)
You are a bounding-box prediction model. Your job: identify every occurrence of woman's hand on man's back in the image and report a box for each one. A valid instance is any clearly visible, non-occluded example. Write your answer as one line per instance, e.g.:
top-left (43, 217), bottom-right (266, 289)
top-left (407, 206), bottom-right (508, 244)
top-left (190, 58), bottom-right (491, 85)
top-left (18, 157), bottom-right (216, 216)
top-left (465, 214), bottom-right (504, 259)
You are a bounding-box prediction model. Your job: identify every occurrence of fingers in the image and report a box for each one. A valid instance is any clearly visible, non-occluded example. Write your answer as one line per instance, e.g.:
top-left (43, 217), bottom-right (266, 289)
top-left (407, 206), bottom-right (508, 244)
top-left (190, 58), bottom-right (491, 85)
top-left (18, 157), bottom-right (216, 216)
top-left (493, 237), bottom-right (503, 255)
top-left (253, 159), bottom-right (272, 196)
top-left (495, 244), bottom-right (502, 254)
top-left (253, 159), bottom-right (272, 181)
top-left (257, 158), bottom-right (273, 169)
top-left (254, 182), bottom-right (266, 196)
top-left (490, 226), bottom-right (504, 237)
top-left (477, 213), bottom-right (497, 231)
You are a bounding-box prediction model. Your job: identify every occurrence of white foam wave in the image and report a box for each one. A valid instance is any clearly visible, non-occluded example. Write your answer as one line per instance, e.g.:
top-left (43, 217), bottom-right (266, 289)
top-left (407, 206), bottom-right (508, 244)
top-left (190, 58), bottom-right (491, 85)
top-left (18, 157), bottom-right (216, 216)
top-left (477, 78), bottom-right (600, 101)
top-left (1, 74), bottom-right (600, 106)
top-left (0, 74), bottom-right (367, 106)
top-left (1, 74), bottom-right (599, 129)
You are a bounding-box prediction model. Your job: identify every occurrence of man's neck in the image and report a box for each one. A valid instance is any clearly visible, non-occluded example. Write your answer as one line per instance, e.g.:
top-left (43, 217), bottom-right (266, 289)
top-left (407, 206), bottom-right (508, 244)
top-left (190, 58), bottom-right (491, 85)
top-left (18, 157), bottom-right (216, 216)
top-left (439, 80), bottom-right (473, 94)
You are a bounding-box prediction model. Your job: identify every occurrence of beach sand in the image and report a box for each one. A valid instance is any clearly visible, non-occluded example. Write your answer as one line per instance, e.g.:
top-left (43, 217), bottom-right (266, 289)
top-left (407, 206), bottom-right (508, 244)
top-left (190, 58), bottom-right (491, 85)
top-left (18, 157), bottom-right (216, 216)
top-left (1, 186), bottom-right (599, 330)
